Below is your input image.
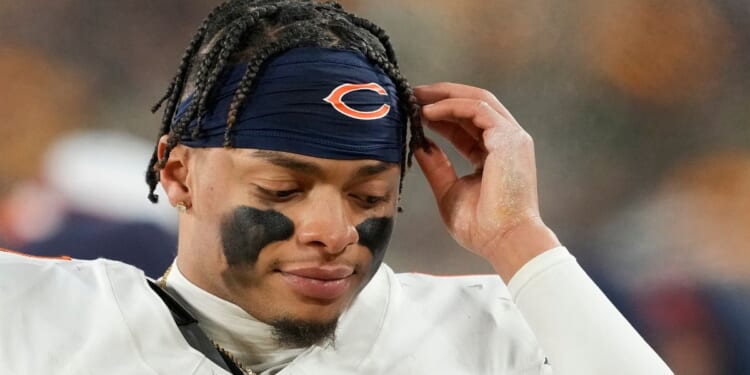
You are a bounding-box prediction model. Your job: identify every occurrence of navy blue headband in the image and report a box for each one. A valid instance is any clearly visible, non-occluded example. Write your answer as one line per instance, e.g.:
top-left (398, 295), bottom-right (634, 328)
top-left (174, 47), bottom-right (404, 163)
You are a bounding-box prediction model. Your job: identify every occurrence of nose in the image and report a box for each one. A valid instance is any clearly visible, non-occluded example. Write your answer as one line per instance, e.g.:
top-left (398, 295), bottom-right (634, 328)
top-left (296, 193), bottom-right (358, 254)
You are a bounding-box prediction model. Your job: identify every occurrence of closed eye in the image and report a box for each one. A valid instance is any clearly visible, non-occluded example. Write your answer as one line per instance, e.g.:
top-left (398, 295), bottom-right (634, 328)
top-left (256, 186), bottom-right (302, 202)
top-left (350, 194), bottom-right (390, 208)
top-left (274, 189), bottom-right (299, 198)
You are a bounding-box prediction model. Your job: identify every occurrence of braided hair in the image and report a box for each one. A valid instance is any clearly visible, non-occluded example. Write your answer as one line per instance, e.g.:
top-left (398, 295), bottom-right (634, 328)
top-left (146, 0), bottom-right (428, 204)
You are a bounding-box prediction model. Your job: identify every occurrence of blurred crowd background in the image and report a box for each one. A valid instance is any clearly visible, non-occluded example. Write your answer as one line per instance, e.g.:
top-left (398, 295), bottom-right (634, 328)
top-left (1, 1), bottom-right (749, 373)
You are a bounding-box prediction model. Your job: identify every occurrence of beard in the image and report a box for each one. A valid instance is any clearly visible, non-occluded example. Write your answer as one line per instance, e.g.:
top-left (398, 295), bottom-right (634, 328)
top-left (218, 206), bottom-right (395, 348)
top-left (270, 317), bottom-right (339, 348)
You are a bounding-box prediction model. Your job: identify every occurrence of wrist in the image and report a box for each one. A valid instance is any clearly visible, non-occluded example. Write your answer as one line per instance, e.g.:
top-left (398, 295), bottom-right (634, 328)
top-left (483, 219), bottom-right (561, 282)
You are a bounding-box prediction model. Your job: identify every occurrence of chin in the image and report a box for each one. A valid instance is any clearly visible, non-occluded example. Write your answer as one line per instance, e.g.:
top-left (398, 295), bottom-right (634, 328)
top-left (287, 295), bottom-right (351, 323)
top-left (268, 298), bottom-right (347, 348)
top-left (270, 313), bottom-right (340, 348)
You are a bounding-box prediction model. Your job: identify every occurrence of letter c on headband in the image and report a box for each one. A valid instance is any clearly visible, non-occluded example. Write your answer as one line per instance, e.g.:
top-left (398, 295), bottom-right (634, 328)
top-left (323, 83), bottom-right (391, 120)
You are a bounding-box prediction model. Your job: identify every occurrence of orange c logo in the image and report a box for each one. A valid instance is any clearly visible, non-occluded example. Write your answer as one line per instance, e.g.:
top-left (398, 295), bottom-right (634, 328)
top-left (323, 83), bottom-right (391, 120)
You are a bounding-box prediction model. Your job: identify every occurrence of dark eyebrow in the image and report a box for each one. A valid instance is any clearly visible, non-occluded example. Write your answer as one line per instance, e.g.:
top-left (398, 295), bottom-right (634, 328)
top-left (354, 162), bottom-right (397, 179)
top-left (251, 150), bottom-right (396, 179)
top-left (251, 150), bottom-right (324, 177)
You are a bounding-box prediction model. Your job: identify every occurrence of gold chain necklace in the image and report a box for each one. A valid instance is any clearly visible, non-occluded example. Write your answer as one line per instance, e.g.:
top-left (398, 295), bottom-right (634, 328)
top-left (159, 265), bottom-right (257, 375)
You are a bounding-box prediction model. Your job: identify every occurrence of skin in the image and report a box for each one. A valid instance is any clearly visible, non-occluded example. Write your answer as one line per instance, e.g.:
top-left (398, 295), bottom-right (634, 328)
top-left (159, 143), bottom-right (400, 325)
top-left (412, 82), bottom-right (560, 282)
top-left (158, 81), bottom-right (559, 329)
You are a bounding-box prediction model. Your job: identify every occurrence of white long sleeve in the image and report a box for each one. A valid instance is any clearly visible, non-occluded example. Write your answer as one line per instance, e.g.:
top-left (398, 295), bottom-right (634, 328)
top-left (507, 247), bottom-right (673, 374)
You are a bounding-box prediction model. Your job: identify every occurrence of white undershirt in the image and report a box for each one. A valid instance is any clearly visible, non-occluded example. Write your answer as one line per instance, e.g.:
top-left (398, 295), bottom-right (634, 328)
top-left (163, 261), bottom-right (304, 373)
top-left (508, 247), bottom-right (671, 374)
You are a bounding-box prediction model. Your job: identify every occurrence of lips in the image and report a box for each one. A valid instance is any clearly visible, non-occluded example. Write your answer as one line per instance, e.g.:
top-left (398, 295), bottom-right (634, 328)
top-left (279, 266), bottom-right (355, 300)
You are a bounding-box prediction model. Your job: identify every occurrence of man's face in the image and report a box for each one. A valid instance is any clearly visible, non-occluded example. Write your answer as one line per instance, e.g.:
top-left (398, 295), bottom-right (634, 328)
top-left (174, 147), bottom-right (400, 337)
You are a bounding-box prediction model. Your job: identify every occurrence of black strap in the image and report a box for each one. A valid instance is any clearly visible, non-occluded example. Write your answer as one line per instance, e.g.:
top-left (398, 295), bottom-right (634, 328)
top-left (147, 279), bottom-right (245, 375)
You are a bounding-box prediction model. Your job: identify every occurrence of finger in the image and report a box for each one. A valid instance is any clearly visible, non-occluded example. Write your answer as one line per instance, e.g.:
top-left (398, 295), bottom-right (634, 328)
top-left (414, 82), bottom-right (517, 123)
top-left (424, 117), bottom-right (482, 141)
top-left (422, 98), bottom-right (510, 131)
top-left (413, 139), bottom-right (458, 202)
top-left (426, 121), bottom-right (487, 167)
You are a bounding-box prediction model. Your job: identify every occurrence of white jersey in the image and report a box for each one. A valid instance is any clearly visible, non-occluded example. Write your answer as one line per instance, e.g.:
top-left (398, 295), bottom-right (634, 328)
top-left (0, 247), bottom-right (672, 374)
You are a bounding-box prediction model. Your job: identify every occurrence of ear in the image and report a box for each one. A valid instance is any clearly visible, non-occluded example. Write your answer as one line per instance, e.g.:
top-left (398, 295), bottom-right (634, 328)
top-left (157, 135), bottom-right (191, 207)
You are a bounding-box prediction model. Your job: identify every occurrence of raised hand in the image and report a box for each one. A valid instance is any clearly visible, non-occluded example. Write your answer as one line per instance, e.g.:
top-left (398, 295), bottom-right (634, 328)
top-left (413, 82), bottom-right (560, 281)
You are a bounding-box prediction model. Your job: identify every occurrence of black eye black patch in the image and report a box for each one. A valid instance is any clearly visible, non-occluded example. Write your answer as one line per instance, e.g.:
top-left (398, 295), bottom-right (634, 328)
top-left (356, 216), bottom-right (394, 274)
top-left (221, 206), bottom-right (295, 265)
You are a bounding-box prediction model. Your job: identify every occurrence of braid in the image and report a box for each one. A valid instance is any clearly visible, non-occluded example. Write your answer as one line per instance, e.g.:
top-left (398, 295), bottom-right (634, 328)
top-left (194, 18), bottom-right (251, 138)
top-left (354, 44), bottom-right (425, 197)
top-left (146, 1), bottom-right (234, 203)
top-left (342, 13), bottom-right (430, 171)
top-left (147, 0), bottom-right (429, 205)
top-left (225, 33), bottom-right (335, 145)
top-left (348, 15), bottom-right (399, 68)
top-left (151, 2), bottom-right (227, 116)
top-left (180, 37), bottom-right (226, 134)
top-left (224, 44), bottom-right (276, 146)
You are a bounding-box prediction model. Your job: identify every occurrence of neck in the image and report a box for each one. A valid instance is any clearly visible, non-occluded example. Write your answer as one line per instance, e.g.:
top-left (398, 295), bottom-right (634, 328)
top-left (162, 260), bottom-right (306, 372)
